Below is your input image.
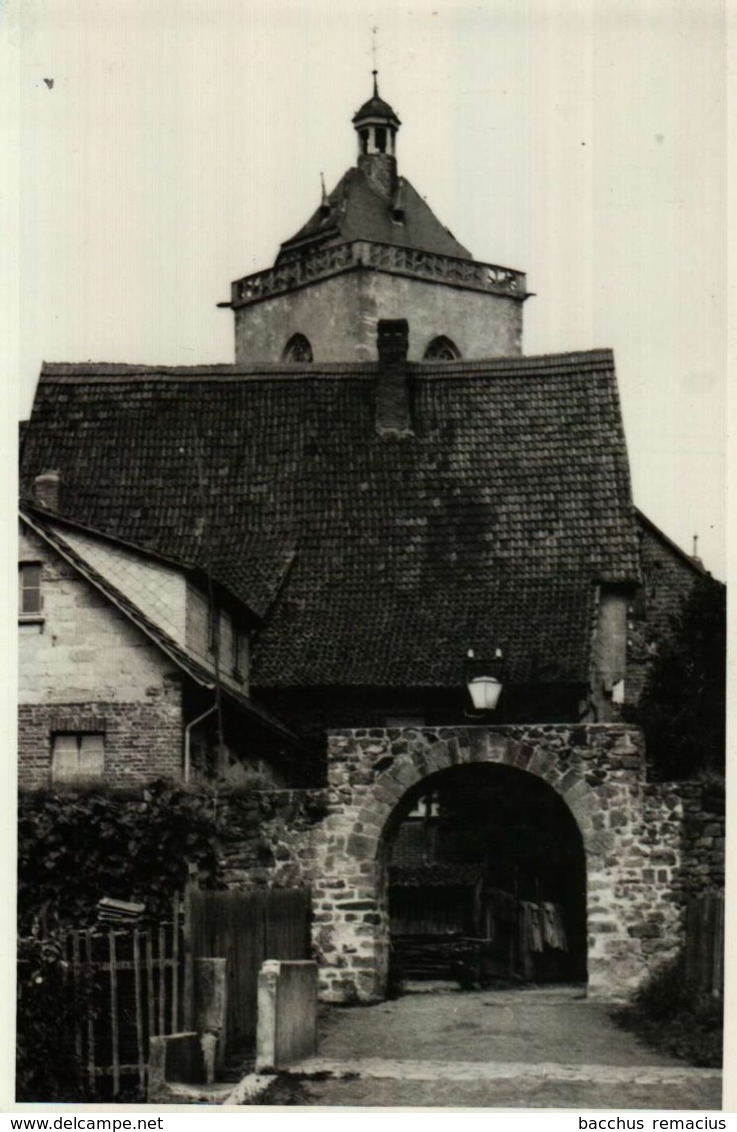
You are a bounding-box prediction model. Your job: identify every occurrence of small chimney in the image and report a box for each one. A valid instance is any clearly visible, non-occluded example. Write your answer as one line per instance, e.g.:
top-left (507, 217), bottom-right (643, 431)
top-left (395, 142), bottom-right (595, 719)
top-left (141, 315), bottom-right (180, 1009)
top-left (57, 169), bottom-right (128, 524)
top-left (34, 470), bottom-right (60, 511)
top-left (690, 534), bottom-right (704, 570)
top-left (376, 319), bottom-right (412, 436)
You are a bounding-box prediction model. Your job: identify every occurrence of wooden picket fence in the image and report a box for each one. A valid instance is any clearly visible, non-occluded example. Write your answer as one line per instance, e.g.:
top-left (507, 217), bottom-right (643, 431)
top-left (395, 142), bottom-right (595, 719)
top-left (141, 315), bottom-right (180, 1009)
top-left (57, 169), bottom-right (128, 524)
top-left (19, 887), bottom-right (312, 1097)
top-left (61, 901), bottom-right (184, 1098)
top-left (683, 890), bottom-right (724, 999)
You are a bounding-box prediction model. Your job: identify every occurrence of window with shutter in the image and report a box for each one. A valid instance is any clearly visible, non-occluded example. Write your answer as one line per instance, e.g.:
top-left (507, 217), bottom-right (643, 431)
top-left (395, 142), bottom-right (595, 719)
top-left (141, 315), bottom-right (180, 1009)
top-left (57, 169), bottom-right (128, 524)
top-left (51, 733), bottom-right (105, 785)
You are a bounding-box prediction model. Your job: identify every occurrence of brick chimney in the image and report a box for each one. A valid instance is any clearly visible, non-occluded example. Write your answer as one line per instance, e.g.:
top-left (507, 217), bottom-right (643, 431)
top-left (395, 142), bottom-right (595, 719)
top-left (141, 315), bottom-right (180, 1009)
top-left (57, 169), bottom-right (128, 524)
top-left (34, 470), bottom-right (60, 511)
top-left (376, 319), bottom-right (412, 436)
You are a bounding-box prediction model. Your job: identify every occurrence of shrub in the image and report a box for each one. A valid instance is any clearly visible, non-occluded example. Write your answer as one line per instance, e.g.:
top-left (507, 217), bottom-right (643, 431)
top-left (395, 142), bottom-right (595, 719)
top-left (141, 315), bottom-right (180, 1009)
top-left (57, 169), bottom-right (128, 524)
top-left (17, 780), bottom-right (222, 932)
top-left (16, 930), bottom-right (92, 1102)
top-left (631, 575), bottom-right (726, 780)
top-left (612, 955), bottom-right (722, 1068)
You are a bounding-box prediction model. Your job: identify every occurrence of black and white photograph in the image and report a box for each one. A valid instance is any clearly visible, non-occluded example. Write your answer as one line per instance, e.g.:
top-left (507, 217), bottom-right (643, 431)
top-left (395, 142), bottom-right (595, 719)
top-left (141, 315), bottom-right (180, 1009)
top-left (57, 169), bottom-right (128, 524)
top-left (8, 0), bottom-right (728, 1114)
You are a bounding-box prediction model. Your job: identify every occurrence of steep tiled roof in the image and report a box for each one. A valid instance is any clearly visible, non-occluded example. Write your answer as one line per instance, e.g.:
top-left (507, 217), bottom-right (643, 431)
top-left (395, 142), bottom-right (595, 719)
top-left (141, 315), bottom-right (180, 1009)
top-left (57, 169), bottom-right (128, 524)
top-left (20, 509), bottom-right (301, 745)
top-left (19, 502), bottom-right (288, 624)
top-left (20, 350), bottom-right (640, 688)
top-left (277, 168), bottom-right (472, 261)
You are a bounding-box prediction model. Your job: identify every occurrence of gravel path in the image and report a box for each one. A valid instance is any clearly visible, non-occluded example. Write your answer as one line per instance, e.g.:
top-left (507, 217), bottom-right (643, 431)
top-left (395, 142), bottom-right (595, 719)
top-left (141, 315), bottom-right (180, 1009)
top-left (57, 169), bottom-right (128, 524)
top-left (315, 987), bottom-right (687, 1067)
top-left (298, 1073), bottom-right (722, 1110)
top-left (277, 987), bottom-right (723, 1110)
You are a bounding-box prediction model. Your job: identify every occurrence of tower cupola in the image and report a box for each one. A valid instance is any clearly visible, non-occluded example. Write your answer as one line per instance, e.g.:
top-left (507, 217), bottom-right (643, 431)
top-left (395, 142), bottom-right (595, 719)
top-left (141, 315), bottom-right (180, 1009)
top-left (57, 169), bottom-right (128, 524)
top-left (352, 73), bottom-right (401, 197)
top-left (227, 76), bottom-right (528, 364)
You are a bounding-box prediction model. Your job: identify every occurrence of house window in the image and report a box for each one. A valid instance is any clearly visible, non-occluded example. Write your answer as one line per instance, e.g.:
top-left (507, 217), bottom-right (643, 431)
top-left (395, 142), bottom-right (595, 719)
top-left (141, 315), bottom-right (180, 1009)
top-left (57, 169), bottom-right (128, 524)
top-left (423, 336), bottom-right (462, 361)
top-left (407, 793), bottom-right (440, 819)
top-left (51, 733), bottom-right (105, 786)
top-left (282, 334), bottom-right (313, 363)
top-left (232, 628), bottom-right (247, 682)
top-left (19, 562), bottom-right (43, 616)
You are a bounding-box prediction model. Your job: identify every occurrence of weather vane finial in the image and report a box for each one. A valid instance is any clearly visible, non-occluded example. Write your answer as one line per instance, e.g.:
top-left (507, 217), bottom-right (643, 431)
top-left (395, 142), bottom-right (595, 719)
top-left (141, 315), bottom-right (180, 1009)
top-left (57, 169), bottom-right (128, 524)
top-left (372, 26), bottom-right (379, 95)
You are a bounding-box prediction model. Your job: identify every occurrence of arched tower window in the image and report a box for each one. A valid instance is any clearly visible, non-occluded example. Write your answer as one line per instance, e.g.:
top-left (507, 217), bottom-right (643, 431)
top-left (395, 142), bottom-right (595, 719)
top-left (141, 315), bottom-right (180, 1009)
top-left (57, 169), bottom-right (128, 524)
top-left (423, 336), bottom-right (462, 361)
top-left (282, 334), bottom-right (313, 363)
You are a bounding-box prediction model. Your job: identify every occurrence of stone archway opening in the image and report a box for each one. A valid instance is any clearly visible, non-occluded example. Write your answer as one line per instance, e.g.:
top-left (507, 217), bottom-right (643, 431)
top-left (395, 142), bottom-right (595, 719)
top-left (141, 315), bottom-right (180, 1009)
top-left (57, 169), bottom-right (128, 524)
top-left (378, 763), bottom-right (587, 991)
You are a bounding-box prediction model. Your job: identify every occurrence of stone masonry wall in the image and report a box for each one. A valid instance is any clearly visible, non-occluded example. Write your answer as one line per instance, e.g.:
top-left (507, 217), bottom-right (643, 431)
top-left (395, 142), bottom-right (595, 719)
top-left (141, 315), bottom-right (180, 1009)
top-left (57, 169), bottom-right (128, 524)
top-left (294, 726), bottom-right (710, 1003)
top-left (180, 731), bottom-right (725, 1006)
top-left (216, 789), bottom-right (328, 889)
top-left (645, 780), bottom-right (725, 895)
top-left (18, 524), bottom-right (185, 788)
top-left (19, 526), bottom-right (183, 705)
top-left (234, 269), bottom-right (522, 364)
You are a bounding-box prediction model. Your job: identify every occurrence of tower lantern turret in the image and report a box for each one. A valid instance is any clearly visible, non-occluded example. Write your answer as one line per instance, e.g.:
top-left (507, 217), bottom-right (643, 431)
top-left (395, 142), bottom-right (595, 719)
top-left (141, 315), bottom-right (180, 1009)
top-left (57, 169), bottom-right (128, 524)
top-left (352, 72), bottom-right (401, 197)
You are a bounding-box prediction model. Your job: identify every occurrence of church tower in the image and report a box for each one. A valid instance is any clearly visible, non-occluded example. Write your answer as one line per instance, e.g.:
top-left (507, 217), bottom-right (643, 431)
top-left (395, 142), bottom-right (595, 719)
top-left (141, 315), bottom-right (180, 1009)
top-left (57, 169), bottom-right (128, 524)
top-left (224, 78), bottom-right (529, 364)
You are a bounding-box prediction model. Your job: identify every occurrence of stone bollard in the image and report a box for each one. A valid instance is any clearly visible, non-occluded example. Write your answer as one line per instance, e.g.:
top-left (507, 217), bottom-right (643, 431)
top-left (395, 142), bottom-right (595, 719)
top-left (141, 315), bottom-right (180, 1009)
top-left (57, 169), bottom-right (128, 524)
top-left (194, 957), bottom-right (228, 1083)
top-left (256, 959), bottom-right (318, 1072)
top-left (147, 1033), bottom-right (205, 1101)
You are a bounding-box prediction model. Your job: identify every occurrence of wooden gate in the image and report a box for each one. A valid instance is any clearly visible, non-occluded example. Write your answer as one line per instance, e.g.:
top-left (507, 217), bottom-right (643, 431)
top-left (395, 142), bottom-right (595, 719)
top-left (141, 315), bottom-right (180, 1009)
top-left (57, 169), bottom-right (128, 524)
top-left (186, 887), bottom-right (312, 1051)
top-left (684, 890), bottom-right (724, 999)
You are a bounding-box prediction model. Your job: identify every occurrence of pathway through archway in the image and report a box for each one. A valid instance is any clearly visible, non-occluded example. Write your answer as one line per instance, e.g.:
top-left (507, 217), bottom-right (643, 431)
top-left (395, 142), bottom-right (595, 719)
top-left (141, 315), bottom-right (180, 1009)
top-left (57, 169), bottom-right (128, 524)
top-left (380, 763), bottom-right (587, 990)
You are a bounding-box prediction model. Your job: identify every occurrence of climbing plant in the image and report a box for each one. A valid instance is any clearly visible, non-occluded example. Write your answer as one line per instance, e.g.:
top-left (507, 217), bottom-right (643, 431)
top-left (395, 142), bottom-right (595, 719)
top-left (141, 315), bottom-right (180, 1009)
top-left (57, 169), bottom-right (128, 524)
top-left (632, 575), bottom-right (726, 781)
top-left (17, 780), bottom-right (222, 932)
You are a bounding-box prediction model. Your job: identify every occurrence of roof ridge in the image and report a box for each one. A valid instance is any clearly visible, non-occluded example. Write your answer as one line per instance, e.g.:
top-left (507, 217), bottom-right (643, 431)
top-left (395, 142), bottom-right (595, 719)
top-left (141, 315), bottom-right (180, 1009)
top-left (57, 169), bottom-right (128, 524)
top-left (21, 503), bottom-right (196, 570)
top-left (20, 510), bottom-right (302, 742)
top-left (39, 348), bottom-right (615, 381)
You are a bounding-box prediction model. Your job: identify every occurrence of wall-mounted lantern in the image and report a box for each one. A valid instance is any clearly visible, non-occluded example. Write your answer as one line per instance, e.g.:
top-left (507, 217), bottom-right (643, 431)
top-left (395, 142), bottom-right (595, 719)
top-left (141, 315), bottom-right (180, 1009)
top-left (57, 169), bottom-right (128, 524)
top-left (465, 648), bottom-right (504, 712)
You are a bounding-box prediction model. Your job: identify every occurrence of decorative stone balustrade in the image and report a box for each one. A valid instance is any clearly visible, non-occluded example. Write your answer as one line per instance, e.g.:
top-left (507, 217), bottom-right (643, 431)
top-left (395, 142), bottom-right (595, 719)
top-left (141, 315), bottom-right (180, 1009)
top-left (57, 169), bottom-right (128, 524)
top-left (230, 241), bottom-right (526, 307)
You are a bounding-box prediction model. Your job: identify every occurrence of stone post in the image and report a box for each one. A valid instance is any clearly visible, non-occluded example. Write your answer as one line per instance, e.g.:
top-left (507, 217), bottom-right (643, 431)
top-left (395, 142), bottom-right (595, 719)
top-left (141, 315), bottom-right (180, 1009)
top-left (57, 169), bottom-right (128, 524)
top-left (256, 959), bottom-right (318, 1071)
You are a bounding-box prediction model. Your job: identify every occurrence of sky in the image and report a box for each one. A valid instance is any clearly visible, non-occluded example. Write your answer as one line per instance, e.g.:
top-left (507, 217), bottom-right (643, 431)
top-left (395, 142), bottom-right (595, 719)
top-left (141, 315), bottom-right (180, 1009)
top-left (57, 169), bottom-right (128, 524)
top-left (4, 0), bottom-right (728, 577)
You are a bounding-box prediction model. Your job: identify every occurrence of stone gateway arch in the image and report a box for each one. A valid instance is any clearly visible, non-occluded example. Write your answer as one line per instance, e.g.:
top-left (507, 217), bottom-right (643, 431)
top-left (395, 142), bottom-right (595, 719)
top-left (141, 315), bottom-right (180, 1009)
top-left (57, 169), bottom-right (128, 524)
top-left (306, 724), bottom-right (687, 1003)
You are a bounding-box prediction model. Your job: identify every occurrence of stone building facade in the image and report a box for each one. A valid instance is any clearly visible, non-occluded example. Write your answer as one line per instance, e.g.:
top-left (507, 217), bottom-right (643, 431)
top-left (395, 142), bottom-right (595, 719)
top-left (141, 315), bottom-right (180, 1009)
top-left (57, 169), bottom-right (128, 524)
top-left (19, 522), bottom-right (183, 789)
top-left (18, 511), bottom-right (302, 790)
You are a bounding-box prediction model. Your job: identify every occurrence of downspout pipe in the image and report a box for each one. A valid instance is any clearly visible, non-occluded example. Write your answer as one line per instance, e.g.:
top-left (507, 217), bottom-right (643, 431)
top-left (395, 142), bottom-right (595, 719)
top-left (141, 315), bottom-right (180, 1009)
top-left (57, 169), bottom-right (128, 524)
top-left (183, 702), bottom-right (217, 784)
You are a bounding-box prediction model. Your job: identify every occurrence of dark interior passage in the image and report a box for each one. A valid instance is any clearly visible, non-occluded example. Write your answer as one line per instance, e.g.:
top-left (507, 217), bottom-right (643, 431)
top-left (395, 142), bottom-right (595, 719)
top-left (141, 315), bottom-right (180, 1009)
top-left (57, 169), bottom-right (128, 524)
top-left (385, 763), bottom-right (587, 987)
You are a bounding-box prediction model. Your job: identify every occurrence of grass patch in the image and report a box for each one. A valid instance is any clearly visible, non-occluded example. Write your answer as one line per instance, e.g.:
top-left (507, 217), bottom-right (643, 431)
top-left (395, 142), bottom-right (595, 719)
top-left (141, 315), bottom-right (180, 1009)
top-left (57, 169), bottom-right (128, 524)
top-left (611, 956), bottom-right (722, 1068)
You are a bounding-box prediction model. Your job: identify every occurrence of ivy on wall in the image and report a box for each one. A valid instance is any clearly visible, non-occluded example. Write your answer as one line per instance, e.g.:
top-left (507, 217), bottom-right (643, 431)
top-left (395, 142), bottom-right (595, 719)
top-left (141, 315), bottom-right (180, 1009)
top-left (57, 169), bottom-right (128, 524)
top-left (17, 780), bottom-right (222, 932)
top-left (631, 575), bottom-right (726, 781)
top-left (18, 780), bottom-right (329, 933)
